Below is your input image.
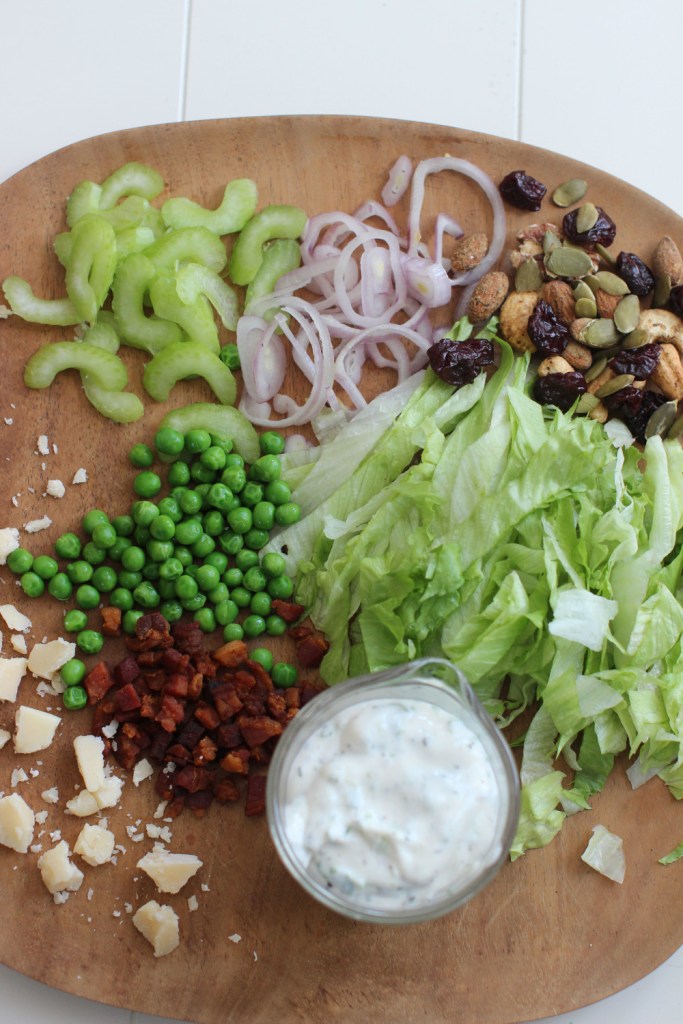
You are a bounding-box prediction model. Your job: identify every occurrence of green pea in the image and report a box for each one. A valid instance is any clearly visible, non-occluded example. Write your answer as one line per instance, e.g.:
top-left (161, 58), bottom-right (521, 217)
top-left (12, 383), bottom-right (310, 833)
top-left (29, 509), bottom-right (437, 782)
top-left (134, 470), bottom-right (162, 498)
top-left (259, 430), bottom-right (286, 455)
top-left (230, 586), bottom-right (251, 609)
top-left (82, 508), bottom-right (109, 535)
top-left (204, 551), bottom-right (228, 574)
top-left (181, 593), bottom-right (206, 612)
top-left (240, 481), bottom-right (264, 507)
top-left (262, 552), bottom-right (286, 578)
top-left (76, 629), bottom-right (104, 654)
top-left (190, 461), bottom-right (216, 485)
top-left (219, 342), bottom-right (240, 370)
top-left (243, 566), bottom-right (267, 593)
top-left (66, 560), bottom-right (93, 584)
top-left (21, 571), bottom-right (44, 597)
top-left (214, 599), bottom-right (239, 626)
top-left (210, 433), bottom-right (234, 454)
top-left (222, 567), bottom-right (243, 588)
top-left (129, 442), bottom-right (154, 467)
top-left (175, 574), bottom-right (198, 601)
top-left (157, 579), bottom-right (177, 600)
top-left (76, 584), bottom-right (100, 610)
top-left (154, 426), bottom-right (185, 456)
top-left (122, 609), bottom-right (144, 635)
top-left (122, 545), bottom-right (146, 572)
top-left (223, 452), bottom-right (244, 470)
top-left (179, 489), bottom-right (203, 515)
top-left (184, 428), bottom-right (212, 454)
top-left (217, 531), bottom-right (243, 556)
top-left (82, 541), bottom-right (106, 566)
top-left (64, 609), bottom-right (88, 633)
top-left (266, 614), bottom-right (287, 637)
top-left (160, 599), bottom-right (183, 623)
top-left (48, 572), bottom-right (73, 601)
top-left (244, 528), bottom-right (269, 551)
top-left (110, 587), bottom-right (134, 612)
top-left (60, 658), bottom-right (86, 687)
top-left (195, 564), bottom-right (220, 593)
top-left (7, 547), bottom-right (33, 574)
top-left (91, 522), bottom-right (117, 550)
top-left (91, 566), bottom-right (118, 593)
top-left (250, 592), bottom-right (272, 616)
top-left (108, 536), bottom-right (133, 562)
top-left (173, 545), bottom-right (193, 568)
top-left (63, 685), bottom-right (87, 711)
top-left (200, 445), bottom-right (227, 472)
top-left (267, 574), bottom-right (294, 599)
top-left (250, 647), bottom-right (274, 672)
top-left (250, 454), bottom-right (281, 483)
top-left (54, 533), bottom-right (82, 560)
top-left (243, 614), bottom-right (266, 637)
top-left (227, 506), bottom-right (252, 535)
top-left (202, 510), bottom-right (225, 536)
top-left (118, 569), bottom-right (142, 590)
top-left (112, 514), bottom-right (135, 537)
top-left (175, 518), bottom-right (202, 546)
top-left (207, 482), bottom-right (233, 512)
top-left (32, 554), bottom-right (59, 580)
top-left (272, 661), bottom-right (297, 687)
top-left (222, 623), bottom-right (244, 642)
top-left (252, 501), bottom-right (275, 531)
top-left (157, 497), bottom-right (182, 523)
top-left (207, 582), bottom-right (230, 605)
top-left (159, 557), bottom-right (184, 581)
top-left (149, 514), bottom-right (176, 542)
top-left (235, 548), bottom-right (260, 572)
top-left (167, 461), bottom-right (191, 487)
top-left (191, 533), bottom-right (215, 559)
top-left (194, 483), bottom-right (212, 501)
top-left (133, 581), bottom-right (160, 608)
top-left (221, 465), bottom-right (246, 493)
top-left (133, 525), bottom-right (151, 546)
top-left (142, 561), bottom-right (162, 580)
top-left (264, 479), bottom-right (291, 506)
top-left (193, 607), bottom-right (216, 633)
top-left (133, 500), bottom-right (161, 526)
top-left (275, 502), bottom-right (301, 526)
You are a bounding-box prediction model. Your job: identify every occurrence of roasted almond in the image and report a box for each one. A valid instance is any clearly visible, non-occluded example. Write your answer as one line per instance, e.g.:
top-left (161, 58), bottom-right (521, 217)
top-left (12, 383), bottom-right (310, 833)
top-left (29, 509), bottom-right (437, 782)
top-left (467, 271), bottom-right (510, 322)
top-left (451, 232), bottom-right (488, 273)
top-left (541, 280), bottom-right (576, 324)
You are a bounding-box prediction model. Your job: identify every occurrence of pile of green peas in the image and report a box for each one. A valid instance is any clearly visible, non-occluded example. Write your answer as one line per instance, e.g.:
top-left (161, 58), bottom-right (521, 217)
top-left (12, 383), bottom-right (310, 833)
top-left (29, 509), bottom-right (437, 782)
top-left (6, 426), bottom-right (302, 711)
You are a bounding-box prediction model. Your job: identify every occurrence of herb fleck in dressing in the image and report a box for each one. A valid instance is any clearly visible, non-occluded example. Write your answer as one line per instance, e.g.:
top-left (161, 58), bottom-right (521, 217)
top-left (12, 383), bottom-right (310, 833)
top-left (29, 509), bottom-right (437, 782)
top-left (282, 698), bottom-right (502, 910)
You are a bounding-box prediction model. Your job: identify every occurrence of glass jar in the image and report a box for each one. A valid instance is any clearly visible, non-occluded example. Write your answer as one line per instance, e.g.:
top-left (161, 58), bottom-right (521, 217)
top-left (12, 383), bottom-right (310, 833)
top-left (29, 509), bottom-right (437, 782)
top-left (266, 657), bottom-right (520, 924)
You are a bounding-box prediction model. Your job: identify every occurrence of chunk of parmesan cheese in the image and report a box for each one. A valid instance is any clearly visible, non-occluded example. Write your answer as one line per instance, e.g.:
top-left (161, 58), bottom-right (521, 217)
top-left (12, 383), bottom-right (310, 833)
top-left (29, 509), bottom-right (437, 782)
top-left (0, 605), bottom-right (32, 632)
top-left (38, 840), bottom-right (84, 895)
top-left (133, 758), bottom-right (154, 786)
top-left (24, 517), bottom-right (52, 534)
top-left (0, 793), bottom-right (35, 852)
top-left (0, 657), bottom-right (27, 702)
top-left (0, 728), bottom-right (11, 749)
top-left (74, 735), bottom-right (106, 792)
top-left (136, 850), bottom-right (203, 894)
top-left (10, 635), bottom-right (27, 655)
top-left (27, 638), bottom-right (76, 680)
top-left (133, 901), bottom-right (180, 957)
top-left (65, 790), bottom-right (100, 818)
top-left (14, 706), bottom-right (61, 754)
top-left (0, 527), bottom-right (20, 564)
top-left (72, 468), bottom-right (88, 485)
top-left (74, 823), bottom-right (115, 866)
top-left (46, 480), bottom-right (65, 499)
top-left (41, 787), bottom-right (59, 804)
top-left (37, 436), bottom-right (49, 456)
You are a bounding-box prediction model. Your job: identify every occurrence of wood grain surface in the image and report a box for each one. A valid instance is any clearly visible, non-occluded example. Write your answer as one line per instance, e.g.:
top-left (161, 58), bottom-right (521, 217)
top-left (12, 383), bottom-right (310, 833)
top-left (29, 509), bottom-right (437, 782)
top-left (0, 116), bottom-right (681, 1024)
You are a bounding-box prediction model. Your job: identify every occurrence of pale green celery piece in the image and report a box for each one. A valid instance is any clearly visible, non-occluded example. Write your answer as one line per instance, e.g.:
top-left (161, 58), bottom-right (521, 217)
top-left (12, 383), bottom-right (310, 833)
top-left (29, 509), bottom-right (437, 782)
top-left (658, 841), bottom-right (683, 865)
top-left (98, 162), bottom-right (164, 209)
top-left (149, 270), bottom-right (220, 353)
top-left (115, 226), bottom-right (157, 259)
top-left (175, 263), bottom-right (239, 332)
top-left (142, 341), bottom-right (236, 405)
top-left (144, 226), bottom-right (228, 274)
top-left (2, 276), bottom-right (81, 325)
top-left (160, 403), bottom-right (259, 463)
top-left (98, 195), bottom-right (163, 234)
top-left (161, 178), bottom-right (258, 235)
top-left (229, 205), bottom-right (307, 285)
top-left (75, 321), bottom-right (143, 422)
top-left (24, 341), bottom-right (128, 391)
top-left (81, 321), bottom-right (120, 353)
top-left (111, 253), bottom-right (183, 354)
top-left (244, 238), bottom-right (302, 318)
top-left (66, 180), bottom-right (102, 227)
top-left (65, 214), bottom-right (117, 323)
top-left (53, 231), bottom-right (72, 267)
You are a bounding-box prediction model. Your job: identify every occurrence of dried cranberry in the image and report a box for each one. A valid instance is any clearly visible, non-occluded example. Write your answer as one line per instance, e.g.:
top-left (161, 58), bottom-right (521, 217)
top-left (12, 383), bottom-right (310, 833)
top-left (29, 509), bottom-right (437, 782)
top-left (615, 252), bottom-right (654, 296)
top-left (499, 170), bottom-right (547, 212)
top-left (527, 299), bottom-right (570, 355)
top-left (609, 344), bottom-right (661, 379)
top-left (562, 207), bottom-right (616, 246)
top-left (603, 386), bottom-right (668, 442)
top-left (428, 337), bottom-right (494, 387)
top-left (670, 285), bottom-right (683, 317)
top-left (534, 372), bottom-right (587, 412)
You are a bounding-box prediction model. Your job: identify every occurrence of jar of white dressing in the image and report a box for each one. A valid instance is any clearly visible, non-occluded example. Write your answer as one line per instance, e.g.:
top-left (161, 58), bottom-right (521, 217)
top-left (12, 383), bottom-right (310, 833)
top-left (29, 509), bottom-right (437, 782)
top-left (266, 658), bottom-right (520, 924)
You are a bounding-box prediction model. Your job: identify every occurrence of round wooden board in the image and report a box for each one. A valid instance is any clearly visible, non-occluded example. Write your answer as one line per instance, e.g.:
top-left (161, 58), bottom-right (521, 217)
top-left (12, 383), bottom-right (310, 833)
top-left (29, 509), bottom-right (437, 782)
top-left (0, 116), bottom-right (682, 1024)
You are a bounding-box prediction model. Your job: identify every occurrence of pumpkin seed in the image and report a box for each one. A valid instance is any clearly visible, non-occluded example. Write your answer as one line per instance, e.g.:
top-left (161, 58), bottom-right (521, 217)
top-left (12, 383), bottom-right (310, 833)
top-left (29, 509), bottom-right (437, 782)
top-left (585, 355), bottom-right (608, 382)
top-left (576, 392), bottom-right (599, 414)
top-left (645, 401), bottom-right (678, 440)
top-left (545, 246), bottom-right (594, 279)
top-left (592, 271), bottom-right (630, 296)
top-left (515, 259), bottom-right (543, 292)
top-left (583, 318), bottom-right (621, 348)
top-left (543, 229), bottom-right (562, 255)
top-left (576, 202), bottom-right (599, 234)
top-left (583, 274), bottom-right (601, 295)
top-left (595, 243), bottom-right (616, 267)
top-left (653, 273), bottom-right (672, 308)
top-left (667, 411), bottom-right (683, 440)
top-left (622, 327), bottom-right (648, 350)
top-left (552, 178), bottom-right (588, 208)
top-left (575, 296), bottom-right (598, 318)
top-left (595, 373), bottom-right (635, 398)
top-left (613, 294), bottom-right (641, 335)
top-left (573, 280), bottom-right (594, 301)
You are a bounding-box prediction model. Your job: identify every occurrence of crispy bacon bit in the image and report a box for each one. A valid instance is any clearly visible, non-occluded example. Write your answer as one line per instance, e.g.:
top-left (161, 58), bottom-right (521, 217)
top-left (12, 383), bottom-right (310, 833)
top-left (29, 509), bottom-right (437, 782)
top-left (295, 633), bottom-right (330, 669)
top-left (84, 662), bottom-right (115, 705)
top-left (114, 682), bottom-right (142, 714)
top-left (271, 599), bottom-right (305, 623)
top-left (127, 612), bottom-right (174, 652)
top-left (194, 701), bottom-right (221, 731)
top-left (213, 639), bottom-right (249, 667)
top-left (238, 715), bottom-right (283, 748)
top-left (100, 606), bottom-right (122, 637)
top-left (220, 748), bottom-right (250, 775)
top-left (194, 736), bottom-right (218, 766)
top-left (174, 765), bottom-right (212, 793)
top-left (213, 777), bottom-right (240, 803)
top-left (186, 789), bottom-right (213, 818)
top-left (245, 775), bottom-right (267, 817)
top-left (114, 655), bottom-right (140, 687)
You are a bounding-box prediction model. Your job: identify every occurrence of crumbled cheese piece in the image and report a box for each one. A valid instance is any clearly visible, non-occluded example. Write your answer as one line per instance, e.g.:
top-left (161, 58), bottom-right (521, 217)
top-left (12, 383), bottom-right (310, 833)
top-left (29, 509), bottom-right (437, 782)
top-left (0, 793), bottom-right (35, 852)
top-left (133, 901), bottom-right (180, 958)
top-left (0, 527), bottom-right (20, 565)
top-left (72, 468), bottom-right (88, 484)
top-left (153, 801), bottom-right (168, 819)
top-left (200, 883), bottom-right (210, 893)
top-left (65, 790), bottom-right (100, 817)
top-left (30, 843), bottom-right (43, 854)
top-left (36, 436), bottom-right (49, 456)
top-left (0, 657), bottom-right (27, 701)
top-left (74, 823), bottom-right (115, 866)
top-left (0, 605), bottom-right (31, 632)
top-left (228, 933), bottom-right (242, 944)
top-left (136, 850), bottom-right (203, 894)
top-left (28, 638), bottom-right (76, 680)
top-left (10, 634), bottom-right (27, 655)
top-left (145, 823), bottom-right (172, 844)
top-left (35, 810), bottom-right (48, 825)
top-left (14, 706), bottom-right (61, 754)
top-left (101, 720), bottom-right (119, 739)
top-left (38, 840), bottom-right (84, 895)
top-left (53, 890), bottom-right (71, 906)
top-left (188, 895), bottom-right (199, 912)
top-left (133, 758), bottom-right (154, 786)
top-left (132, 834), bottom-right (144, 843)
top-left (74, 735), bottom-right (106, 792)
top-left (40, 787), bottom-right (58, 805)
top-left (10, 496), bottom-right (19, 508)
top-left (124, 902), bottom-right (133, 914)
top-left (50, 829), bottom-right (62, 842)
top-left (24, 517), bottom-right (52, 534)
top-left (46, 479), bottom-right (65, 499)
top-left (253, 951), bottom-right (258, 962)
top-left (11, 768), bottom-right (29, 787)
top-left (87, 888), bottom-right (94, 901)
top-left (113, 910), bottom-right (121, 918)
top-left (0, 728), bottom-right (11, 749)
top-left (36, 680), bottom-right (57, 698)
top-left (3, 418), bottom-right (13, 426)
top-left (52, 443), bottom-right (58, 455)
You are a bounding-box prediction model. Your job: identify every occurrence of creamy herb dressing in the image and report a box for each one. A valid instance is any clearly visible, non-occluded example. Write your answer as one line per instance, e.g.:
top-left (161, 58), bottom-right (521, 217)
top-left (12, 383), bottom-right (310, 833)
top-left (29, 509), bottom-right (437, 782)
top-left (282, 697), bottom-right (503, 910)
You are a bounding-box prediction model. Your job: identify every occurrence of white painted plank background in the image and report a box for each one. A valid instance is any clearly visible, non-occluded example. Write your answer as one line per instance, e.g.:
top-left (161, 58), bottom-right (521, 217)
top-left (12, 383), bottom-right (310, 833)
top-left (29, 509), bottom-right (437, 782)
top-left (0, 1), bottom-right (681, 1022)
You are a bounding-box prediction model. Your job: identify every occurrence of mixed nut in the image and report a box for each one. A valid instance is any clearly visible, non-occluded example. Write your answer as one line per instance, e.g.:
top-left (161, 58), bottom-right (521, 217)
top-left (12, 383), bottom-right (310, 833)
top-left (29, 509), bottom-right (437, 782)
top-left (452, 169), bottom-right (683, 443)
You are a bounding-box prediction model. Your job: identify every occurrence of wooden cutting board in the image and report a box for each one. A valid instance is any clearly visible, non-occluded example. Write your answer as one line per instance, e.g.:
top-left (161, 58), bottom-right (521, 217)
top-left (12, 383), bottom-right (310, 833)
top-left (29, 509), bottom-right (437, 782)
top-left (0, 116), bottom-right (681, 1024)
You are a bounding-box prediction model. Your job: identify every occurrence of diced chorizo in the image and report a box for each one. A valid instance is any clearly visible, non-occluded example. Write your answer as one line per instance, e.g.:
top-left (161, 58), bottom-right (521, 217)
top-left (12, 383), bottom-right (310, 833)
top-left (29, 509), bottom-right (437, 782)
top-left (212, 639), bottom-right (249, 667)
top-left (114, 682), bottom-right (142, 714)
top-left (84, 662), bottom-right (115, 705)
top-left (211, 683), bottom-right (244, 721)
top-left (139, 693), bottom-right (159, 719)
top-left (174, 764), bottom-right (212, 793)
top-left (164, 793), bottom-right (186, 819)
top-left (114, 655), bottom-right (141, 687)
top-left (214, 722), bottom-right (242, 749)
top-left (171, 620), bottom-right (204, 656)
top-left (213, 776), bottom-right (240, 803)
top-left (245, 660), bottom-right (275, 695)
top-left (271, 599), bottom-right (305, 623)
top-left (245, 775), bottom-right (267, 816)
top-left (176, 719), bottom-right (205, 751)
top-left (193, 701), bottom-right (221, 731)
top-left (219, 748), bottom-right (250, 775)
top-left (186, 789), bottom-right (214, 818)
top-left (164, 743), bottom-right (192, 766)
top-left (295, 634), bottom-right (330, 669)
top-left (114, 734), bottom-right (140, 771)
top-left (155, 693), bottom-right (186, 733)
top-left (237, 715), bottom-right (283, 748)
top-left (100, 606), bottom-right (122, 637)
top-left (187, 672), bottom-right (204, 701)
top-left (163, 674), bottom-right (188, 699)
top-left (136, 649), bottom-right (164, 668)
top-left (266, 693), bottom-right (288, 721)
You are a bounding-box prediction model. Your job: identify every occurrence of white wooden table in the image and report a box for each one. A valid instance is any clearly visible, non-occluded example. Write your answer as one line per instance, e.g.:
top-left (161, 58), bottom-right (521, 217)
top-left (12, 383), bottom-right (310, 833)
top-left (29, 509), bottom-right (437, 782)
top-left (1, 2), bottom-right (681, 1022)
